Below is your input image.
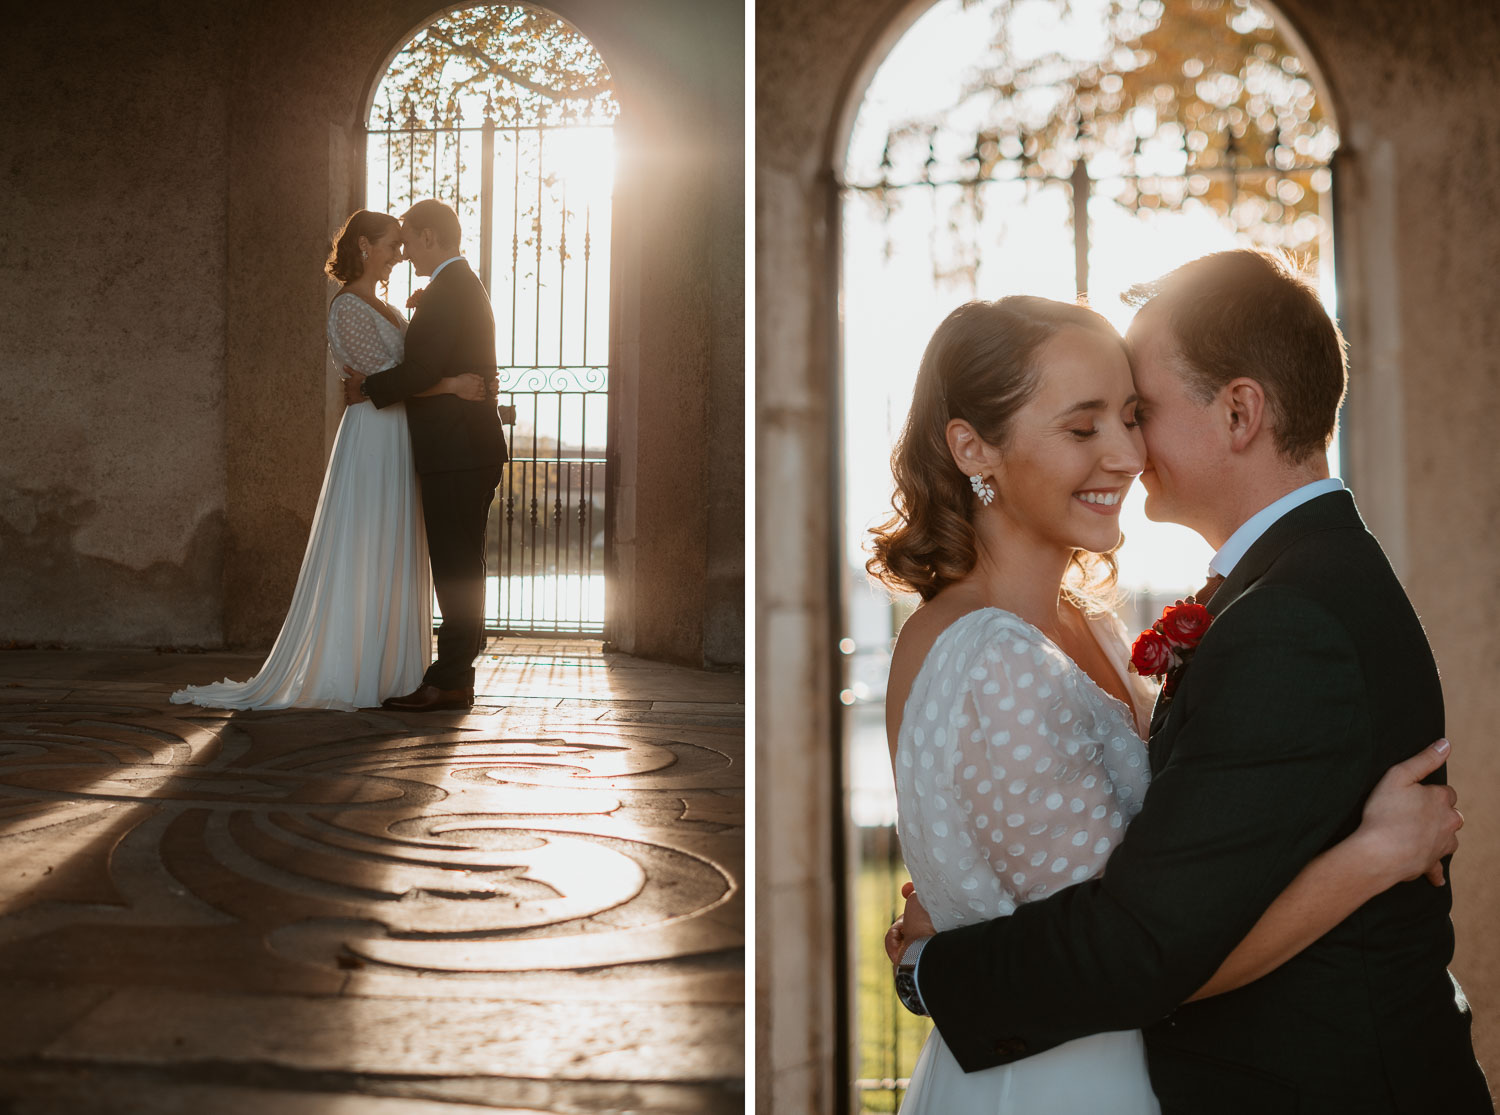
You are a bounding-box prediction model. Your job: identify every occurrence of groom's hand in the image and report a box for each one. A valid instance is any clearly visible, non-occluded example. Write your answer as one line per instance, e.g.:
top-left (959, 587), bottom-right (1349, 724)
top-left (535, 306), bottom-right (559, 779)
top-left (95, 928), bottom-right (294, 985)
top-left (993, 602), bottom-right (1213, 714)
top-left (342, 367), bottom-right (367, 407)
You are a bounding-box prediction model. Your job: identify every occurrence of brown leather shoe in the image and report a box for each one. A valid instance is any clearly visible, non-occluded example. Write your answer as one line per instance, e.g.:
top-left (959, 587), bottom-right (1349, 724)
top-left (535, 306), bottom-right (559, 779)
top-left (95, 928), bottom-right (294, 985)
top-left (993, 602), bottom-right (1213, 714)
top-left (380, 684), bottom-right (475, 712)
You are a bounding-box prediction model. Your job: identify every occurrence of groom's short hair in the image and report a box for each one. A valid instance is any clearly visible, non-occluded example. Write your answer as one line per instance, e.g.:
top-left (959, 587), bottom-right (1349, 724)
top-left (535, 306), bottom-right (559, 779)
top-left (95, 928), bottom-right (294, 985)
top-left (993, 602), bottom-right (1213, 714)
top-left (401, 199), bottom-right (462, 250)
top-left (1126, 250), bottom-right (1347, 463)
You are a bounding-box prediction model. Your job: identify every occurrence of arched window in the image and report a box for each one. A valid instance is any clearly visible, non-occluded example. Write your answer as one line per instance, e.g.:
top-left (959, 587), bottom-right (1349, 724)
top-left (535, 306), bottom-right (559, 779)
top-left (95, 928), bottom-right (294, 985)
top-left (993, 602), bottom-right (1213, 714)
top-left (834, 1), bottom-right (1338, 1105)
top-left (365, 4), bottom-right (618, 635)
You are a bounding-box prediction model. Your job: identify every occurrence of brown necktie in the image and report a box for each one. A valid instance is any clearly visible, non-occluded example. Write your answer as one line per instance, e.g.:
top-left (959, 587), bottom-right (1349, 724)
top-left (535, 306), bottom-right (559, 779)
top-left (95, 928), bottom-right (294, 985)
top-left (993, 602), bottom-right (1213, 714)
top-left (1193, 573), bottom-right (1225, 606)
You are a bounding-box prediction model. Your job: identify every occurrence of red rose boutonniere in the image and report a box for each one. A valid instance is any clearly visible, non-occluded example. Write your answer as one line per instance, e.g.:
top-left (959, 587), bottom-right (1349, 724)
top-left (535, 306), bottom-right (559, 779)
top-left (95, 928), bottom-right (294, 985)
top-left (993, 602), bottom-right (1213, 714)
top-left (1130, 600), bottom-right (1214, 695)
top-left (405, 287), bottom-right (426, 310)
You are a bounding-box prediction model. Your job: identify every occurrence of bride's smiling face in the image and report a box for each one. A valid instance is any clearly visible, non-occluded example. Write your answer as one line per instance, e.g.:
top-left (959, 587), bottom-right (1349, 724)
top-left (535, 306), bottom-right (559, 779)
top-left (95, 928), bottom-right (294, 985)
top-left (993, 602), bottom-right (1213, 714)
top-left (984, 327), bottom-right (1144, 556)
top-left (361, 228), bottom-right (405, 283)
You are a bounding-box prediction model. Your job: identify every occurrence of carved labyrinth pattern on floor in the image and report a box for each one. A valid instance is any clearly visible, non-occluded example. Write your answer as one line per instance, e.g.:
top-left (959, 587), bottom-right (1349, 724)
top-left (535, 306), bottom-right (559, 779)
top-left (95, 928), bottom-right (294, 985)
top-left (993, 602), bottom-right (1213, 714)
top-left (0, 688), bottom-right (743, 994)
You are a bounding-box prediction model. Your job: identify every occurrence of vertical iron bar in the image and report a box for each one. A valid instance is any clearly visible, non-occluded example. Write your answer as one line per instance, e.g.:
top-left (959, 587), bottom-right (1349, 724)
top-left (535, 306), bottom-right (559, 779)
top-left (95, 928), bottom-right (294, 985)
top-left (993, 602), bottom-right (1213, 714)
top-left (575, 458), bottom-right (585, 624)
top-left (405, 108), bottom-right (416, 216)
top-left (561, 400), bottom-right (571, 626)
top-left (531, 129), bottom-right (546, 630)
top-left (580, 393), bottom-right (590, 624)
top-left (558, 176), bottom-right (568, 368)
top-left (529, 396), bottom-right (539, 628)
top-left (582, 203), bottom-right (591, 367)
top-left (555, 388), bottom-right (565, 625)
top-left (579, 187), bottom-right (592, 630)
top-left (535, 127), bottom-right (545, 370)
top-left (1070, 155), bottom-right (1091, 297)
top-left (579, 453), bottom-right (591, 627)
top-left (384, 105), bottom-right (394, 228)
top-left (480, 108), bottom-right (495, 296)
top-left (451, 104), bottom-right (461, 216)
top-left (504, 439), bottom-right (516, 631)
top-left (431, 102), bottom-right (440, 200)
top-left (511, 126), bottom-right (521, 368)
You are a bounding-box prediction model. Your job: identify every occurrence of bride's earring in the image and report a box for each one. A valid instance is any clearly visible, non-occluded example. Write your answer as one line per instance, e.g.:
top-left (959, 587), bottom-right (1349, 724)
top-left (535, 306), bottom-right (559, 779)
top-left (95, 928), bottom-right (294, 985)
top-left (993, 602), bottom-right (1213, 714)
top-left (361, 249), bottom-right (369, 260)
top-left (969, 473), bottom-right (995, 506)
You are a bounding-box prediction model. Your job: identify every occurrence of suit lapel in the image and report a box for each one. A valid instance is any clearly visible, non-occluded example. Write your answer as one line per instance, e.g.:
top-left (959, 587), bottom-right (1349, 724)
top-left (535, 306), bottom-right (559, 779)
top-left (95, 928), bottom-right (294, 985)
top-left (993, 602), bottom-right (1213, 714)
top-left (1207, 489), bottom-right (1359, 614)
top-left (1148, 687), bottom-right (1172, 743)
top-left (431, 257), bottom-right (474, 293)
top-left (1145, 490), bottom-right (1361, 763)
top-left (414, 258), bottom-right (472, 311)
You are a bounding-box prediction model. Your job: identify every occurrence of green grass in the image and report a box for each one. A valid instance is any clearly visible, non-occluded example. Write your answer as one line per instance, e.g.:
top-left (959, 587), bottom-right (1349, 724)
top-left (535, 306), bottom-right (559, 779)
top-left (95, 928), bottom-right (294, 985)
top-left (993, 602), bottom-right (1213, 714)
top-left (854, 853), bottom-right (933, 1113)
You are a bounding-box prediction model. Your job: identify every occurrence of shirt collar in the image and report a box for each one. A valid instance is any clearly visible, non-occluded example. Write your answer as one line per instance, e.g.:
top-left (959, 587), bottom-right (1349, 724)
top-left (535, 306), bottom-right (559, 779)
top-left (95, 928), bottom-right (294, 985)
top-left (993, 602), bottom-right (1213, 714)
top-left (429, 255), bottom-right (464, 280)
top-left (1210, 477), bottom-right (1345, 578)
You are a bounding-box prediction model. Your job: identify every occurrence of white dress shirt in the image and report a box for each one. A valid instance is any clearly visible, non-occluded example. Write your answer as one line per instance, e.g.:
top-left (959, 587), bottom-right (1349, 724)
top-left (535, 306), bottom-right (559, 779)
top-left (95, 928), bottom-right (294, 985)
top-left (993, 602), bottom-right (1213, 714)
top-left (1210, 477), bottom-right (1346, 579)
top-left (429, 255), bottom-right (464, 280)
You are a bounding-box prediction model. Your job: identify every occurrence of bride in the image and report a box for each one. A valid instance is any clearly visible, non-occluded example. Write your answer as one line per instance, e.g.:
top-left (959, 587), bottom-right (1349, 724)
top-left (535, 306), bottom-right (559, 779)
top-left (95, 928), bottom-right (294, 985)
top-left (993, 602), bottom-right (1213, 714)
top-left (171, 210), bottom-right (486, 711)
top-left (868, 296), bottom-right (1460, 1113)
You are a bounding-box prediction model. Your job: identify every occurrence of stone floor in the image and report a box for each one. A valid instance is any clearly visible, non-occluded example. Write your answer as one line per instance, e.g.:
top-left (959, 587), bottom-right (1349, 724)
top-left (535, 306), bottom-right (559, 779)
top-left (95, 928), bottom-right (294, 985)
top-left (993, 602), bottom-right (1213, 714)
top-left (0, 642), bottom-right (744, 1114)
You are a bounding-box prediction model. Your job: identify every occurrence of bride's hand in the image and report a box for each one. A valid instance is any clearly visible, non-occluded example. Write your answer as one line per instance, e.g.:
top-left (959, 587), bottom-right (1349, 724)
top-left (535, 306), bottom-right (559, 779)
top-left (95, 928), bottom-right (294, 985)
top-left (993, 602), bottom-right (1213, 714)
top-left (884, 914), bottom-right (905, 965)
top-left (884, 881), bottom-right (933, 964)
top-left (341, 367), bottom-right (367, 407)
top-left (452, 373), bottom-right (488, 402)
top-left (1356, 738), bottom-right (1462, 888)
top-left (901, 881), bottom-right (936, 939)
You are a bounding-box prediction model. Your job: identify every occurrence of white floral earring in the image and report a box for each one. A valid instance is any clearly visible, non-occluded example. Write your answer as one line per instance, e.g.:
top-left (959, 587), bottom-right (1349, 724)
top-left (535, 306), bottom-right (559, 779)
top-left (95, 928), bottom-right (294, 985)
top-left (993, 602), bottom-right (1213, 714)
top-left (361, 249), bottom-right (369, 260)
top-left (969, 473), bottom-right (995, 506)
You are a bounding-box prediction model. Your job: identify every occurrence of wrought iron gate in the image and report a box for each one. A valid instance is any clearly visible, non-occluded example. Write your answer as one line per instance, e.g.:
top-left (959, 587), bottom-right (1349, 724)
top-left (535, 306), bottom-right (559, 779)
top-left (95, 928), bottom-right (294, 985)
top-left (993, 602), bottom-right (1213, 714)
top-left (364, 8), bottom-right (615, 636)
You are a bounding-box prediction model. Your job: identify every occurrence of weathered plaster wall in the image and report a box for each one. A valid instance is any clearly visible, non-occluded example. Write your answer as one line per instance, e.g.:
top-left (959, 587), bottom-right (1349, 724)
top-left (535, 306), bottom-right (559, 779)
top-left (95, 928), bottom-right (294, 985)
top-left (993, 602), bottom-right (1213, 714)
top-left (220, 2), bottom-right (367, 649)
top-left (756, 0), bottom-right (1500, 1109)
top-left (0, 2), bottom-right (231, 646)
top-left (2, 0), bottom-right (744, 669)
top-left (570, 0), bottom-right (746, 668)
top-left (1278, 0), bottom-right (1500, 1093)
top-left (757, 1), bottom-right (912, 1108)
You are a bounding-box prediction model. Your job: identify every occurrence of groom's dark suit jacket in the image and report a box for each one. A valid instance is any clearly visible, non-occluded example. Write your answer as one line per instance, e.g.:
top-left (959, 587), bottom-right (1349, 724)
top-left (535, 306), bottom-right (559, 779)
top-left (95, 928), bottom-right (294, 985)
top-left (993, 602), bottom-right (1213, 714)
top-left (919, 491), bottom-right (1492, 1113)
top-left (363, 258), bottom-right (507, 473)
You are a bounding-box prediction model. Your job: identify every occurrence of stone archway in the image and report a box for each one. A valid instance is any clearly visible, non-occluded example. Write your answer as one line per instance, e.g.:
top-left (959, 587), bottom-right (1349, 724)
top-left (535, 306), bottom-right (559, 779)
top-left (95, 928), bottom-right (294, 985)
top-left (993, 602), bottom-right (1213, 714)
top-left (360, 5), bottom-right (619, 638)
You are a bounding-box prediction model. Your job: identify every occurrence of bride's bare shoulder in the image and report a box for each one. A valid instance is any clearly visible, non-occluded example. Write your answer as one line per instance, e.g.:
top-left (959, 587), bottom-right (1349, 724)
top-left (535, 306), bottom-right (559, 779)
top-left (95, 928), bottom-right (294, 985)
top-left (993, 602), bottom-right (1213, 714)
top-left (889, 601), bottom-right (946, 673)
top-left (887, 592), bottom-right (981, 714)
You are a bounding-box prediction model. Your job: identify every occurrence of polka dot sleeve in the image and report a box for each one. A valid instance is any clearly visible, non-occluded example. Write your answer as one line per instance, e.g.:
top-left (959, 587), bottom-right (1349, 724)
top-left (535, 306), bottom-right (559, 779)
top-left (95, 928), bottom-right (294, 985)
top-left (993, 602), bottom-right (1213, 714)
top-left (895, 610), bottom-right (1150, 928)
top-left (327, 295), bottom-right (400, 375)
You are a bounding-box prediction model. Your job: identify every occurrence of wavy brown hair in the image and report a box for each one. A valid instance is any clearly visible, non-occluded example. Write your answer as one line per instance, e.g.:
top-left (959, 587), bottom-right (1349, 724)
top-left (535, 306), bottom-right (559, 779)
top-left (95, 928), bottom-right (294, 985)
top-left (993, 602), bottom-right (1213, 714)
top-left (867, 296), bottom-right (1125, 604)
top-left (325, 209), bottom-right (400, 284)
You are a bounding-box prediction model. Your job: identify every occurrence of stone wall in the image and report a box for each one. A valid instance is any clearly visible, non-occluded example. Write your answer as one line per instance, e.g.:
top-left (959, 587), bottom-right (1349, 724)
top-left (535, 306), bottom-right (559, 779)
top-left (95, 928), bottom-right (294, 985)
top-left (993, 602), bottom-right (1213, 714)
top-left (0, 2), bottom-right (232, 647)
top-left (1296, 0), bottom-right (1500, 1094)
top-left (1, 0), bottom-right (744, 669)
top-left (756, 0), bottom-right (1500, 1108)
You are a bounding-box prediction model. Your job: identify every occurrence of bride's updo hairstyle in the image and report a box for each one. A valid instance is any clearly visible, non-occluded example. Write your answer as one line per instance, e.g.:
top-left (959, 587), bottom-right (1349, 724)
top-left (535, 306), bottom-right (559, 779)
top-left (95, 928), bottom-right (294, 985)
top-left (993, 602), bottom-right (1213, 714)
top-left (325, 209), bottom-right (400, 283)
top-left (868, 296), bottom-right (1124, 603)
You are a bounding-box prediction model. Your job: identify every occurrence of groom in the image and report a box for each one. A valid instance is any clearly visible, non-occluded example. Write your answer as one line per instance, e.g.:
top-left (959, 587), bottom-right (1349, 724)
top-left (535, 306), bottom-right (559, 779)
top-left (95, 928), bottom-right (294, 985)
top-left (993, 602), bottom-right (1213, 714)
top-left (890, 251), bottom-right (1492, 1111)
top-left (342, 199), bottom-right (507, 712)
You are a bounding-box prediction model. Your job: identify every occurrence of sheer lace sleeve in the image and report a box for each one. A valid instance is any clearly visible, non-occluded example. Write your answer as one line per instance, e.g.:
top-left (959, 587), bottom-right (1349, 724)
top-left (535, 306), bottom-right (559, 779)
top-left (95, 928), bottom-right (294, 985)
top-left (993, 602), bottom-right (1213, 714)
top-left (895, 611), bottom-right (1150, 930)
top-left (327, 295), bottom-right (400, 375)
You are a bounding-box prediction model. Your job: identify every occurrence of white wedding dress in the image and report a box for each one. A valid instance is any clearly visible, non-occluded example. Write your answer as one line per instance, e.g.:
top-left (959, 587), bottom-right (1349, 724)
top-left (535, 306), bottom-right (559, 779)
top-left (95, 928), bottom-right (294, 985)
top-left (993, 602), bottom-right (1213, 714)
top-left (171, 294), bottom-right (431, 712)
top-left (895, 607), bottom-right (1162, 1114)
